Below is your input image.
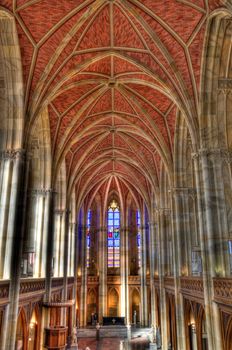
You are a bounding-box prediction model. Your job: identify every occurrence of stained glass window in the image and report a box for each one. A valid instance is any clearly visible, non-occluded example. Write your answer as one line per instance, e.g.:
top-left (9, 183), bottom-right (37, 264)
top-left (108, 200), bottom-right (120, 268)
top-left (86, 209), bottom-right (91, 268)
top-left (136, 210), bottom-right (141, 267)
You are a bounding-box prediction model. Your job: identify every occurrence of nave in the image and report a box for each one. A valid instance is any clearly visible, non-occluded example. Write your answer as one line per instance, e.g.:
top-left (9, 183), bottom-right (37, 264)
top-left (1, 1), bottom-right (232, 349)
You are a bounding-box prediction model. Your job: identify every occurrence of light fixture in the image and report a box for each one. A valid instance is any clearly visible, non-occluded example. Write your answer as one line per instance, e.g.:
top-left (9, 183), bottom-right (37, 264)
top-left (109, 199), bottom-right (119, 211)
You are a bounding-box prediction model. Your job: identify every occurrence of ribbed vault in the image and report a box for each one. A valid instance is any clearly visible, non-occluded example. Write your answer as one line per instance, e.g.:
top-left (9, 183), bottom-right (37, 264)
top-left (1, 0), bottom-right (221, 207)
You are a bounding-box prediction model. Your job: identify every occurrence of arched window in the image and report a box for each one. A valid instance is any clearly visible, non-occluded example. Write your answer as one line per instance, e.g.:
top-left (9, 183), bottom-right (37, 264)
top-left (86, 209), bottom-right (91, 268)
top-left (108, 200), bottom-right (120, 268)
top-left (136, 210), bottom-right (141, 267)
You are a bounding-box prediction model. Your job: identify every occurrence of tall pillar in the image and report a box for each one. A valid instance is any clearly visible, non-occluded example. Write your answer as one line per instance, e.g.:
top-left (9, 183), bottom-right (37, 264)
top-left (63, 209), bottom-right (71, 326)
top-left (98, 226), bottom-right (107, 322)
top-left (3, 149), bottom-right (26, 350)
top-left (72, 222), bottom-right (78, 327)
top-left (120, 225), bottom-right (129, 323)
top-left (171, 189), bottom-right (191, 350)
top-left (140, 212), bottom-right (148, 326)
top-left (80, 224), bottom-right (87, 327)
top-left (149, 218), bottom-right (158, 329)
top-left (193, 149), bottom-right (224, 350)
top-left (157, 208), bottom-right (169, 350)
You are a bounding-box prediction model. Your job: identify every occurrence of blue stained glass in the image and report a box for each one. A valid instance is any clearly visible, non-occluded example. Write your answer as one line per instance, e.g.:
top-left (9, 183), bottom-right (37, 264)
top-left (107, 202), bottom-right (120, 268)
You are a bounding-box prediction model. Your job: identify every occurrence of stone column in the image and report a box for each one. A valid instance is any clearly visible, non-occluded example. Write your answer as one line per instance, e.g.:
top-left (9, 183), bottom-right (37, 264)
top-left (72, 222), bottom-right (78, 327)
top-left (3, 149), bottom-right (26, 350)
top-left (192, 149), bottom-right (224, 350)
top-left (171, 189), bottom-right (192, 350)
top-left (98, 225), bottom-right (107, 322)
top-left (63, 209), bottom-right (71, 326)
top-left (120, 225), bottom-right (129, 323)
top-left (157, 208), bottom-right (169, 350)
top-left (149, 218), bottom-right (158, 329)
top-left (44, 189), bottom-right (56, 301)
top-left (80, 224), bottom-right (87, 327)
top-left (140, 213), bottom-right (148, 326)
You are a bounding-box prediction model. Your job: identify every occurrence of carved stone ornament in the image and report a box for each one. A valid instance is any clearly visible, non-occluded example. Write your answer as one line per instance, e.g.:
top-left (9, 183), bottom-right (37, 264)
top-left (1, 148), bottom-right (25, 161)
top-left (30, 188), bottom-right (54, 197)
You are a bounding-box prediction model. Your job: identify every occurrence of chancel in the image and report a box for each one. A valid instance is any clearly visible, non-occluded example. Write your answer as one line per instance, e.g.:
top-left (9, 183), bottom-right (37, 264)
top-left (0, 1), bottom-right (232, 350)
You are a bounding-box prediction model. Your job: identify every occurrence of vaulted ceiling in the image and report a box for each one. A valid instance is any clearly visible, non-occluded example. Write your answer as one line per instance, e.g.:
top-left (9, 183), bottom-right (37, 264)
top-left (2, 0), bottom-right (221, 207)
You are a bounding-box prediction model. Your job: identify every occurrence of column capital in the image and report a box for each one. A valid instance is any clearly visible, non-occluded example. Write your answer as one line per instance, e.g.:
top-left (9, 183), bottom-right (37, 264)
top-left (218, 78), bottom-right (232, 95)
top-left (30, 188), bottom-right (55, 197)
top-left (54, 208), bottom-right (65, 216)
top-left (192, 148), bottom-right (231, 162)
top-left (155, 208), bottom-right (171, 215)
top-left (169, 187), bottom-right (196, 198)
top-left (1, 148), bottom-right (25, 160)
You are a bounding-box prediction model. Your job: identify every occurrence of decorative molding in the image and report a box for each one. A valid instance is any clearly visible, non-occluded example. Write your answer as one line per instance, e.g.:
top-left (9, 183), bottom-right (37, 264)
top-left (87, 276), bottom-right (99, 284)
top-left (218, 78), bottom-right (232, 94)
top-left (192, 148), bottom-right (232, 163)
top-left (1, 148), bottom-right (25, 161)
top-left (20, 279), bottom-right (45, 294)
top-left (67, 277), bottom-right (74, 285)
top-left (51, 278), bottom-right (64, 288)
top-left (30, 188), bottom-right (54, 197)
top-left (43, 299), bottom-right (74, 308)
top-left (164, 277), bottom-right (175, 292)
top-left (170, 187), bottom-right (196, 198)
top-left (0, 281), bottom-right (9, 301)
top-left (213, 278), bottom-right (232, 306)
top-left (180, 277), bottom-right (204, 299)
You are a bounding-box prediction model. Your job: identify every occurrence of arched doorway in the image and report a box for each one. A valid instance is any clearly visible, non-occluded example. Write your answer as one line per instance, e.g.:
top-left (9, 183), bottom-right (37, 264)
top-left (87, 289), bottom-right (97, 324)
top-left (15, 309), bottom-right (27, 350)
top-left (131, 288), bottom-right (140, 325)
top-left (198, 309), bottom-right (208, 350)
top-left (28, 309), bottom-right (38, 350)
top-left (225, 317), bottom-right (232, 350)
top-left (108, 288), bottom-right (119, 317)
top-left (166, 293), bottom-right (177, 350)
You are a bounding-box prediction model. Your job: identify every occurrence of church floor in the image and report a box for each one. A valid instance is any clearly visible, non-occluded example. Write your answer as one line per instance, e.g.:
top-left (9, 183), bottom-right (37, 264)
top-left (77, 337), bottom-right (150, 350)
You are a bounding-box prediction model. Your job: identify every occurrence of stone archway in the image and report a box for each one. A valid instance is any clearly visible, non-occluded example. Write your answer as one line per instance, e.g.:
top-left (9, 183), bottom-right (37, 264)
top-left (87, 288), bottom-right (97, 325)
top-left (130, 288), bottom-right (140, 325)
top-left (15, 309), bottom-right (27, 350)
top-left (28, 308), bottom-right (39, 350)
top-left (225, 317), bottom-right (232, 350)
top-left (108, 288), bottom-right (119, 317)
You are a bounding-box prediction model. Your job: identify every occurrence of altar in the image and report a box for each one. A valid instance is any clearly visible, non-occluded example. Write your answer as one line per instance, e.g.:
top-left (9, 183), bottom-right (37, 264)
top-left (102, 316), bottom-right (125, 326)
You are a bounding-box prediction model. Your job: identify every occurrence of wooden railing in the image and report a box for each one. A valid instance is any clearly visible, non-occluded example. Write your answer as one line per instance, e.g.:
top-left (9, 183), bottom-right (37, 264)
top-left (180, 277), bottom-right (204, 298)
top-left (20, 278), bottom-right (45, 294)
top-left (213, 278), bottom-right (232, 306)
top-left (0, 280), bottom-right (10, 303)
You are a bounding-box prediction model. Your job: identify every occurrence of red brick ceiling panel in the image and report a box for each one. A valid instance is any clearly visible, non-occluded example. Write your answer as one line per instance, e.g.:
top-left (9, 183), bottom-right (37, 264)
top-left (94, 133), bottom-right (113, 151)
top-left (52, 83), bottom-right (99, 115)
top-left (89, 89), bottom-right (112, 115)
top-left (113, 116), bottom-right (133, 127)
top-left (114, 90), bottom-right (136, 115)
top-left (18, 0), bottom-right (87, 43)
top-left (83, 56), bottom-right (112, 76)
top-left (129, 0), bottom-right (204, 42)
top-left (114, 134), bottom-right (133, 151)
top-left (71, 133), bottom-right (100, 153)
top-left (55, 95), bottom-right (93, 147)
top-left (114, 57), bottom-right (140, 75)
top-left (125, 83), bottom-right (171, 114)
top-left (114, 5), bottom-right (145, 49)
top-left (79, 5), bottom-right (110, 50)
